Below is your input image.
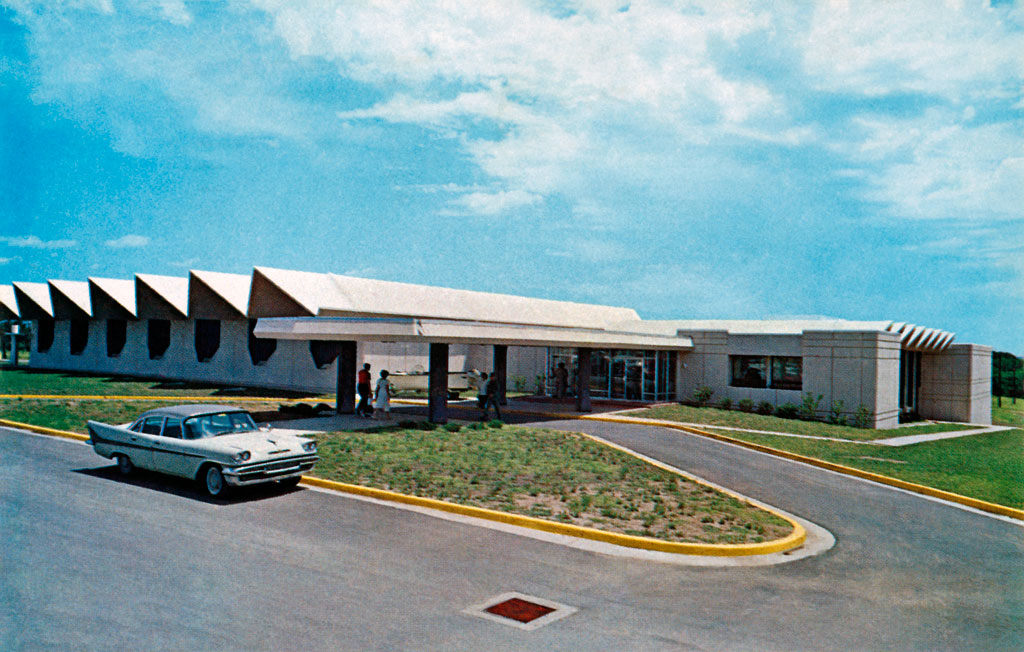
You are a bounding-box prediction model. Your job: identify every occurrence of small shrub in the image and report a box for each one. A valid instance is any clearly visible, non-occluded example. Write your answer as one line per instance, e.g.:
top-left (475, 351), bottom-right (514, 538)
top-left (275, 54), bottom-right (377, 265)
top-left (756, 401), bottom-right (774, 415)
top-left (443, 423), bottom-right (462, 433)
top-left (828, 399), bottom-right (846, 425)
top-left (693, 385), bottom-right (714, 407)
top-left (488, 419), bottom-right (505, 428)
top-left (466, 421), bottom-right (485, 430)
top-left (511, 375), bottom-right (527, 392)
top-left (417, 421), bottom-right (439, 431)
top-left (398, 420), bottom-right (417, 428)
top-left (775, 403), bottom-right (799, 419)
top-left (718, 398), bottom-right (733, 410)
top-left (853, 404), bottom-right (872, 428)
top-left (738, 398), bottom-right (754, 413)
top-left (534, 374), bottom-right (546, 394)
top-left (798, 392), bottom-right (823, 420)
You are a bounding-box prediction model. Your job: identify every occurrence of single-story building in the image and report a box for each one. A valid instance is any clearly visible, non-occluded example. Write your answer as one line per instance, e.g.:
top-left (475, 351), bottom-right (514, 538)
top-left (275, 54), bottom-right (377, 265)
top-left (3, 266), bottom-right (991, 428)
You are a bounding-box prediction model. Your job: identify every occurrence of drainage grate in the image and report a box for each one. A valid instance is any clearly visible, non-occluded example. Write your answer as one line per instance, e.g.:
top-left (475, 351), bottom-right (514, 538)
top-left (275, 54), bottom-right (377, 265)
top-left (485, 597), bottom-right (556, 623)
top-left (463, 592), bottom-right (577, 631)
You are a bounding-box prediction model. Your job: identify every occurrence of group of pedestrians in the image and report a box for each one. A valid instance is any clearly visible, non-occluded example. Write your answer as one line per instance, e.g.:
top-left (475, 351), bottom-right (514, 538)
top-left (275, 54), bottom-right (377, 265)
top-left (356, 363), bottom-right (392, 419)
top-left (355, 362), bottom-right (504, 422)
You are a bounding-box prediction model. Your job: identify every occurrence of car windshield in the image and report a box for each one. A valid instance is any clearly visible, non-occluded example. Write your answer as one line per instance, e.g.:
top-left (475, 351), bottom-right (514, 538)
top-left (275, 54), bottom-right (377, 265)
top-left (183, 411), bottom-right (258, 439)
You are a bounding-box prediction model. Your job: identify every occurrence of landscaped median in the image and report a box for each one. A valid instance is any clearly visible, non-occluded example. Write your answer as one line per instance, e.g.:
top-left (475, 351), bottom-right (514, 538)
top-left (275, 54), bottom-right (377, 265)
top-left (305, 422), bottom-right (804, 556)
top-left (587, 412), bottom-right (1024, 520)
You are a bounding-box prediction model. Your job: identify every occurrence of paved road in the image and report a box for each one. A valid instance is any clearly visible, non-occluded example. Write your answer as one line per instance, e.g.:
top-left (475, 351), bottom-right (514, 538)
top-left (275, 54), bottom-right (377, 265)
top-left (2, 422), bottom-right (1022, 651)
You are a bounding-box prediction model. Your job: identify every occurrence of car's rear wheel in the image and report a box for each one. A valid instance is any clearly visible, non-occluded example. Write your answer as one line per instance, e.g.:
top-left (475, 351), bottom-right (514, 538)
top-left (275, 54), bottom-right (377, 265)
top-left (115, 454), bottom-right (133, 475)
top-left (203, 465), bottom-right (227, 497)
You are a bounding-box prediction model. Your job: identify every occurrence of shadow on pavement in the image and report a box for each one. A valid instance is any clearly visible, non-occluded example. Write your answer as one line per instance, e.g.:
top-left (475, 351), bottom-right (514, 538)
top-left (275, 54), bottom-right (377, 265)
top-left (73, 464), bottom-right (304, 505)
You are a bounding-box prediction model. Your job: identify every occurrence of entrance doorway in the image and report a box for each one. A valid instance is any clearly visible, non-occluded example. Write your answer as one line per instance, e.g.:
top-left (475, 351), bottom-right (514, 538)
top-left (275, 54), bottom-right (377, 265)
top-left (547, 348), bottom-right (676, 401)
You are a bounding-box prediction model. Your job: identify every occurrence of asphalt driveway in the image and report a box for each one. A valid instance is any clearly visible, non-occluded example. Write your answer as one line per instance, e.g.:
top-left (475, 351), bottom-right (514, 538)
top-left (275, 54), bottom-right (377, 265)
top-left (2, 422), bottom-right (1021, 651)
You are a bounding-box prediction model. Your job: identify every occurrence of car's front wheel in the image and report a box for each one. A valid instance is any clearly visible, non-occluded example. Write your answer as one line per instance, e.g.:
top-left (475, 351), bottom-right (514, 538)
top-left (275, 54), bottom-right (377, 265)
top-left (277, 476), bottom-right (301, 490)
top-left (115, 454), bottom-right (133, 475)
top-left (202, 465), bottom-right (227, 497)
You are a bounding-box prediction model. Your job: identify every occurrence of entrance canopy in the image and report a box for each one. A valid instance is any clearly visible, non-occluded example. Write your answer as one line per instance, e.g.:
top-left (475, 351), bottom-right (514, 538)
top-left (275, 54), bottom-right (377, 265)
top-left (254, 316), bottom-right (693, 350)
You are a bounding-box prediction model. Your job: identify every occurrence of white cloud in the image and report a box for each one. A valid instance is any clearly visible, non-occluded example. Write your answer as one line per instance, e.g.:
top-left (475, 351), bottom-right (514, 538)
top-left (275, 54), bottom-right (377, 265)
top-left (443, 189), bottom-right (541, 215)
top-left (801, 0), bottom-right (1024, 100)
top-left (0, 256), bottom-right (16, 264)
top-left (0, 235), bottom-right (78, 249)
top-left (105, 234), bottom-right (151, 248)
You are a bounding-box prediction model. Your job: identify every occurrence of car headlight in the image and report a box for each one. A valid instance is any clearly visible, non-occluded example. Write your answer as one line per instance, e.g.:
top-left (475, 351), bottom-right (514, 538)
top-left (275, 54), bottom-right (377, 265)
top-left (232, 451), bottom-right (251, 463)
top-left (302, 441), bottom-right (317, 453)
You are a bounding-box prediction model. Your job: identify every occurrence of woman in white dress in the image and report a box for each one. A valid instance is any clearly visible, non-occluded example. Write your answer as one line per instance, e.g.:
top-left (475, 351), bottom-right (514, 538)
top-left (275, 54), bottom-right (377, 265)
top-left (373, 370), bottom-right (392, 419)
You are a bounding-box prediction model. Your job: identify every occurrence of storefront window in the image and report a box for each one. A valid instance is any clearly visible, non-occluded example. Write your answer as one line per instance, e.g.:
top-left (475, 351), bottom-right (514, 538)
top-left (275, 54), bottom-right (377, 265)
top-left (731, 355), bottom-right (802, 390)
top-left (731, 356), bottom-right (768, 388)
top-left (547, 348), bottom-right (677, 401)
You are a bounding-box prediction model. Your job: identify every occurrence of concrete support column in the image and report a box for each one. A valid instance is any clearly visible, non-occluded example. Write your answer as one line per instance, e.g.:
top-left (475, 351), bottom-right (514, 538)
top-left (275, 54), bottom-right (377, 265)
top-left (576, 347), bottom-right (592, 413)
top-left (493, 344), bottom-right (508, 406)
top-left (335, 341), bottom-right (357, 414)
top-left (429, 342), bottom-right (449, 424)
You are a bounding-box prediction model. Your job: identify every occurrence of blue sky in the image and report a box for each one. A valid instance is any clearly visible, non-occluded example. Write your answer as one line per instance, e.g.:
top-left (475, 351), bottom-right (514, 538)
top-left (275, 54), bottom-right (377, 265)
top-left (1, 1), bottom-right (1022, 353)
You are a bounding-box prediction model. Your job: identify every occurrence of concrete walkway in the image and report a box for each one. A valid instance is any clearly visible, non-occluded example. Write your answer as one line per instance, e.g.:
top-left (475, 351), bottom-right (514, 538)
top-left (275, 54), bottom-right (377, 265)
top-left (871, 424), bottom-right (1014, 446)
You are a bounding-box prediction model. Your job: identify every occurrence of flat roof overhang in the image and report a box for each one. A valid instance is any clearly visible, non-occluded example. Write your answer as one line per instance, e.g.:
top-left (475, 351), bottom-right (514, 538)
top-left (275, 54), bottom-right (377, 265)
top-left (254, 317), bottom-right (694, 351)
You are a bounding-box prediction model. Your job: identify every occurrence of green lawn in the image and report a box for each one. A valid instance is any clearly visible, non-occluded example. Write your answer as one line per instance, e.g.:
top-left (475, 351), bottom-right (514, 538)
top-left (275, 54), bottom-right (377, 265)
top-left (702, 426), bottom-right (1024, 509)
top-left (312, 422), bottom-right (792, 544)
top-left (993, 396), bottom-right (1024, 428)
top-left (0, 398), bottom-right (290, 433)
top-left (627, 403), bottom-right (973, 441)
top-left (0, 367), bottom-right (323, 398)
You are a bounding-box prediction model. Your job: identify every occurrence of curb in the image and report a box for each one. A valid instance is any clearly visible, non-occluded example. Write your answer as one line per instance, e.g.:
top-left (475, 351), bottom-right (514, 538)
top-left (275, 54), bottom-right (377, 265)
top-left (582, 414), bottom-right (1024, 522)
top-left (299, 476), bottom-right (805, 557)
top-left (0, 418), bottom-right (90, 442)
top-left (0, 417), bottom-right (805, 557)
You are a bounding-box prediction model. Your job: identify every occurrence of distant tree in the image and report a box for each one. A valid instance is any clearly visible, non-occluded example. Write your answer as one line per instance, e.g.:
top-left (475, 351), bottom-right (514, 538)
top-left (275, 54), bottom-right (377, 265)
top-left (992, 351), bottom-right (1024, 406)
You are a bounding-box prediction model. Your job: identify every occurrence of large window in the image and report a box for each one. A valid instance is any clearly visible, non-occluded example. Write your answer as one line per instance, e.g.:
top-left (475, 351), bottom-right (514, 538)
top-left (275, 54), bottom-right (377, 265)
top-left (69, 319), bottom-right (89, 355)
top-left (106, 319), bottom-right (127, 357)
top-left (546, 348), bottom-right (676, 401)
top-left (148, 319), bottom-right (171, 360)
top-left (36, 318), bottom-right (54, 353)
top-left (731, 355), bottom-right (802, 390)
top-left (247, 319), bottom-right (276, 366)
top-left (195, 319), bottom-right (220, 363)
top-left (309, 340), bottom-right (341, 369)
top-left (771, 357), bottom-right (802, 390)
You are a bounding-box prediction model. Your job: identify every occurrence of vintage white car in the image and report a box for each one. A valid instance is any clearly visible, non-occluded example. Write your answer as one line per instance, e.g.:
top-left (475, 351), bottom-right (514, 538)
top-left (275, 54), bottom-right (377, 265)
top-left (87, 405), bottom-right (319, 497)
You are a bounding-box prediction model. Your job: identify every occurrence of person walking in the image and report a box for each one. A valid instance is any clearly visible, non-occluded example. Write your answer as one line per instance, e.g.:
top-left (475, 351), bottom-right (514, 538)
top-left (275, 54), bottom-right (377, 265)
top-left (554, 361), bottom-right (569, 399)
top-left (481, 371), bottom-right (501, 421)
top-left (356, 363), bottom-right (372, 417)
top-left (373, 370), bottom-right (392, 420)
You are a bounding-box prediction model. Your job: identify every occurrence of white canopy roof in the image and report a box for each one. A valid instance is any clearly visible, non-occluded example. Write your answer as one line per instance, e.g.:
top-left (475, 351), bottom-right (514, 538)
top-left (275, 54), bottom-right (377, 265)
top-left (88, 277), bottom-right (137, 318)
top-left (12, 282), bottom-right (53, 319)
top-left (0, 285), bottom-right (19, 319)
top-left (249, 266), bottom-right (641, 328)
top-left (255, 316), bottom-right (693, 350)
top-left (136, 273), bottom-right (189, 319)
top-left (189, 270), bottom-right (251, 318)
top-left (48, 280), bottom-right (92, 319)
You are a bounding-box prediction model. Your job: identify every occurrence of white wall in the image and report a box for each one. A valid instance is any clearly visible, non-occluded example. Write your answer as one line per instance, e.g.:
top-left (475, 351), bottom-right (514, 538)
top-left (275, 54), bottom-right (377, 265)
top-left (675, 328), bottom-right (902, 428)
top-left (919, 344), bottom-right (992, 424)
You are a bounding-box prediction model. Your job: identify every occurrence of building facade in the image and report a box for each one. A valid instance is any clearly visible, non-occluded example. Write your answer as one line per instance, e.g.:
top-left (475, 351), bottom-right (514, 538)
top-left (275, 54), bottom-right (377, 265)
top-left (2, 266), bottom-right (991, 428)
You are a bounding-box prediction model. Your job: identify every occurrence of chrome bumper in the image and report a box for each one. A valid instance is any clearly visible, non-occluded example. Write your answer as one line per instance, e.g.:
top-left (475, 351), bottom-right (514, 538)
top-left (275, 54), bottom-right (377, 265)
top-left (222, 454), bottom-right (319, 487)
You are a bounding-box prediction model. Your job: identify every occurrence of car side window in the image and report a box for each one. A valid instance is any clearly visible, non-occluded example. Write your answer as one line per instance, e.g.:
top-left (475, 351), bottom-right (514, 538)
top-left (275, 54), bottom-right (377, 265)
top-left (163, 418), bottom-right (183, 439)
top-left (129, 421), bottom-right (144, 433)
top-left (140, 416), bottom-right (164, 435)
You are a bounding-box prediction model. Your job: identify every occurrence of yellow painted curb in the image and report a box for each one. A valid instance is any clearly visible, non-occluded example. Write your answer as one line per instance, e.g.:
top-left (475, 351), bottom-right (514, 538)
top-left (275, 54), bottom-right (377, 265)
top-left (0, 394), bottom-right (320, 402)
top-left (1, 414), bottom-right (805, 556)
top-left (0, 418), bottom-right (90, 442)
top-left (300, 475), bottom-right (805, 556)
top-left (583, 414), bottom-right (1024, 522)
